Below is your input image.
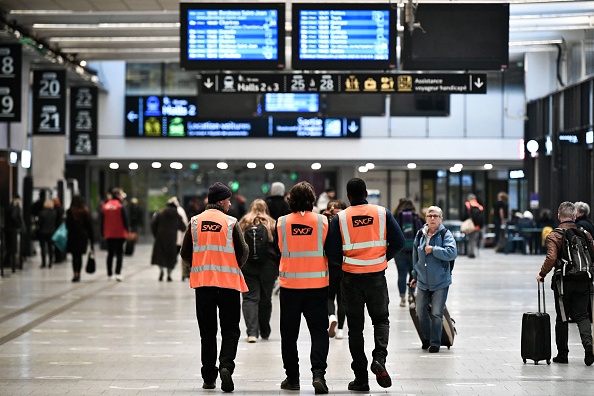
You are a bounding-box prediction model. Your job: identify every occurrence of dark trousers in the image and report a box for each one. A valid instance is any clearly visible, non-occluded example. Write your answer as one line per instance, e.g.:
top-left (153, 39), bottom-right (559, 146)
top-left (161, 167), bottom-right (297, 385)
top-left (328, 266), bottom-right (346, 329)
top-left (106, 238), bottom-right (125, 276)
top-left (341, 272), bottom-right (390, 380)
top-left (241, 263), bottom-right (277, 339)
top-left (279, 287), bottom-right (329, 379)
top-left (39, 234), bottom-right (54, 267)
top-left (553, 276), bottom-right (593, 357)
top-left (195, 287), bottom-right (241, 382)
top-left (72, 252), bottom-right (83, 274)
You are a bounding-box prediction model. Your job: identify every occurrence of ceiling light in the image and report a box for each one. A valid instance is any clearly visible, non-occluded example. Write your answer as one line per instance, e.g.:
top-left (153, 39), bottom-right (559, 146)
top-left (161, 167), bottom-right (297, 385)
top-left (152, 162), bottom-right (162, 169)
top-left (311, 162), bottom-right (321, 170)
top-left (365, 163), bottom-right (375, 170)
top-left (265, 163), bottom-right (274, 170)
top-left (358, 166), bottom-right (368, 173)
top-left (170, 162), bottom-right (183, 170)
top-left (109, 162), bottom-right (119, 170)
top-left (484, 164), bottom-right (494, 170)
top-left (217, 162), bottom-right (228, 170)
top-left (407, 163), bottom-right (417, 169)
top-left (247, 162), bottom-right (257, 169)
top-left (449, 166), bottom-right (461, 173)
top-left (21, 150), bottom-right (31, 169)
top-left (9, 151), bottom-right (17, 164)
top-left (128, 162), bottom-right (138, 170)
top-left (32, 23), bottom-right (180, 29)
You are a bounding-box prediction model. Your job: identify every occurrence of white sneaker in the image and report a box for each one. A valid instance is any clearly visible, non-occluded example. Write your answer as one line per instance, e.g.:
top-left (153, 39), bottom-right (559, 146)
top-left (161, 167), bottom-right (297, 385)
top-left (108, 275), bottom-right (114, 281)
top-left (400, 296), bottom-right (406, 307)
top-left (247, 336), bottom-right (257, 343)
top-left (335, 329), bottom-right (344, 339)
top-left (115, 275), bottom-right (122, 282)
top-left (328, 315), bottom-right (338, 337)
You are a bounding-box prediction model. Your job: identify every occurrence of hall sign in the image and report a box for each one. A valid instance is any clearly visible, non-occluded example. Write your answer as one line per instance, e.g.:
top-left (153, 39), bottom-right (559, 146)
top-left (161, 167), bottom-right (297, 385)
top-left (32, 70), bottom-right (66, 135)
top-left (0, 44), bottom-right (22, 122)
top-left (199, 73), bottom-right (487, 94)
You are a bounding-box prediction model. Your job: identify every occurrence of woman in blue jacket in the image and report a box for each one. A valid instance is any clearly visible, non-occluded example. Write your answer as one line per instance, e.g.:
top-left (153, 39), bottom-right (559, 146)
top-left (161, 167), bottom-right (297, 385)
top-left (410, 206), bottom-right (457, 353)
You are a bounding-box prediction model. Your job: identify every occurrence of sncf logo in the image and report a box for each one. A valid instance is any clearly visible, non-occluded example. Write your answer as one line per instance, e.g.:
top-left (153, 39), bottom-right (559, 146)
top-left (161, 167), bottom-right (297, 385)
top-left (352, 215), bottom-right (374, 228)
top-left (291, 224), bottom-right (313, 236)
top-left (201, 221), bottom-right (222, 232)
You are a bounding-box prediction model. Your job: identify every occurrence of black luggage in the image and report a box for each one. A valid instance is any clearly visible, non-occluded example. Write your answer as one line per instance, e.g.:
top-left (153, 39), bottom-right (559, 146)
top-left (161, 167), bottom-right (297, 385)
top-left (409, 287), bottom-right (457, 349)
top-left (521, 281), bottom-right (551, 365)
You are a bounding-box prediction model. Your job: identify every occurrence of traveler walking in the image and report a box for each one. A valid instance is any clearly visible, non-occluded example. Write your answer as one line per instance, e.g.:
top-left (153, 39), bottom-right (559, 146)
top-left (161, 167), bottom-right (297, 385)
top-left (36, 199), bottom-right (57, 268)
top-left (326, 178), bottom-right (405, 391)
top-left (410, 206), bottom-right (457, 352)
top-left (238, 199), bottom-right (279, 343)
top-left (179, 182), bottom-right (249, 392)
top-left (536, 201), bottom-right (594, 366)
top-left (150, 198), bottom-right (186, 282)
top-left (276, 181), bottom-right (330, 394)
top-left (66, 195), bottom-right (94, 282)
top-left (101, 188), bottom-right (129, 281)
top-left (462, 193), bottom-right (484, 258)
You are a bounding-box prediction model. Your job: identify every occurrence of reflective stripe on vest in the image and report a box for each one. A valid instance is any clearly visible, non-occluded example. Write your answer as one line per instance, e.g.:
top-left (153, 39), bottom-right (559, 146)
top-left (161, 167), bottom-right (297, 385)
top-left (338, 205), bottom-right (387, 267)
top-left (191, 264), bottom-right (244, 276)
top-left (277, 212), bottom-right (328, 289)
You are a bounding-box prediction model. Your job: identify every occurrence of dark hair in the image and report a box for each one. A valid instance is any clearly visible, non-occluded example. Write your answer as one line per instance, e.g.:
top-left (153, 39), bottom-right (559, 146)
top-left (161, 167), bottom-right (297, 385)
top-left (70, 195), bottom-right (89, 223)
top-left (346, 178), bottom-right (367, 201)
top-left (394, 198), bottom-right (416, 215)
top-left (287, 181), bottom-right (316, 212)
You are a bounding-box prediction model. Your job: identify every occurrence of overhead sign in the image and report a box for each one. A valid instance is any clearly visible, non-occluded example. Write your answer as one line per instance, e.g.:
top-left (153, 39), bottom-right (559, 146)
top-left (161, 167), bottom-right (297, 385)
top-left (0, 44), bottom-right (22, 122)
top-left (70, 86), bottom-right (98, 155)
top-left (199, 73), bottom-right (487, 94)
top-left (32, 70), bottom-right (66, 135)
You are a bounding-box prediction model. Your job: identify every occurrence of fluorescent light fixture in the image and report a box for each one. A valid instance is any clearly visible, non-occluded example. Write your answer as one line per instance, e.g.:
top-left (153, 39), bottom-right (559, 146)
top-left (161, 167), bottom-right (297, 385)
top-left (217, 162), bottom-right (228, 170)
top-left (484, 163), bottom-right (493, 170)
top-left (510, 170), bottom-right (525, 179)
top-left (247, 162), bottom-right (257, 169)
top-left (50, 36), bottom-right (178, 43)
top-left (365, 163), bottom-right (375, 170)
top-left (449, 166), bottom-right (461, 173)
top-left (358, 166), bottom-right (368, 173)
top-left (21, 150), bottom-right (31, 169)
top-left (151, 162), bottom-right (162, 169)
top-left (9, 151), bottom-right (17, 164)
top-left (311, 163), bottom-right (321, 170)
top-left (407, 163), bottom-right (417, 169)
top-left (170, 162), bottom-right (183, 170)
top-left (586, 130), bottom-right (593, 145)
top-left (265, 163), bottom-right (274, 170)
top-left (128, 162), bottom-right (138, 170)
top-left (33, 23), bottom-right (179, 29)
top-left (509, 39), bottom-right (564, 46)
top-left (109, 162), bottom-right (119, 170)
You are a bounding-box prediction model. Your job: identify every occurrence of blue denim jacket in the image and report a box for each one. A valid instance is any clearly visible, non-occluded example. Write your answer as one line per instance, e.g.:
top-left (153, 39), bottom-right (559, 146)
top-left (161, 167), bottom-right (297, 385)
top-left (412, 224), bottom-right (457, 291)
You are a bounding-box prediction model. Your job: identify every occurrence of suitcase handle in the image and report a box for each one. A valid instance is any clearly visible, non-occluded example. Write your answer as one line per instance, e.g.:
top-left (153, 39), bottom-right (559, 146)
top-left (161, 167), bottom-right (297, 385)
top-left (538, 280), bottom-right (546, 313)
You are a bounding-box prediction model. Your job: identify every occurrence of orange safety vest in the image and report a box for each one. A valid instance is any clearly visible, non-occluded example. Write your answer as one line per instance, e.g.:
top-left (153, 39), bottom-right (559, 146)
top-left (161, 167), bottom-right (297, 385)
top-left (338, 204), bottom-right (388, 274)
top-left (277, 211), bottom-right (328, 289)
top-left (189, 209), bottom-right (248, 292)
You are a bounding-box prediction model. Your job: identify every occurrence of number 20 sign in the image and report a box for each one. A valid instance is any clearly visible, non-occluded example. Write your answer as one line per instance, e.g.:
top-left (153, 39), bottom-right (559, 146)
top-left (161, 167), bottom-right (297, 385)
top-left (32, 70), bottom-right (66, 135)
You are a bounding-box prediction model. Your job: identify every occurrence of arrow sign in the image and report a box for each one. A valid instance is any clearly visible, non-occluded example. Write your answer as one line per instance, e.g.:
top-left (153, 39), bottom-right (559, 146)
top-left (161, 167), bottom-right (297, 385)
top-left (203, 78), bottom-right (214, 89)
top-left (473, 77), bottom-right (484, 89)
top-left (348, 120), bottom-right (359, 133)
top-left (127, 111), bottom-right (138, 122)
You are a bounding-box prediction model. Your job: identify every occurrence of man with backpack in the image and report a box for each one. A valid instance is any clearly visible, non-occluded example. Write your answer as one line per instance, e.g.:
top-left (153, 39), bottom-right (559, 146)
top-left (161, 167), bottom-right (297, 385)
top-left (462, 193), bottom-right (484, 259)
top-left (536, 201), bottom-right (594, 366)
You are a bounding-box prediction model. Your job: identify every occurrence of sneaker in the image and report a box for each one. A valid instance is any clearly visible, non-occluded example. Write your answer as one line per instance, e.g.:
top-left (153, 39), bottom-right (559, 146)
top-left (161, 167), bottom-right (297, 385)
top-left (219, 368), bottom-right (234, 393)
top-left (328, 315), bottom-right (338, 337)
top-left (347, 378), bottom-right (369, 392)
top-left (247, 336), bottom-right (257, 343)
top-left (429, 346), bottom-right (440, 353)
top-left (335, 329), bottom-right (344, 339)
top-left (280, 377), bottom-right (300, 390)
top-left (108, 275), bottom-right (114, 281)
top-left (421, 340), bottom-right (430, 350)
top-left (312, 373), bottom-right (328, 394)
top-left (202, 381), bottom-right (216, 389)
top-left (399, 296), bottom-right (406, 307)
top-left (553, 355), bottom-right (568, 364)
top-left (585, 347), bottom-right (594, 366)
top-left (370, 360), bottom-right (392, 388)
top-left (115, 274), bottom-right (122, 282)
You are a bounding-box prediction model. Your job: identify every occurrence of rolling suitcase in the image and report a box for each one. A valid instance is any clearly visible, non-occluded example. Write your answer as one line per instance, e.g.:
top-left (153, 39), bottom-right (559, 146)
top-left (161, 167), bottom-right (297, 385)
top-left (521, 281), bottom-right (551, 365)
top-left (409, 287), bottom-right (457, 349)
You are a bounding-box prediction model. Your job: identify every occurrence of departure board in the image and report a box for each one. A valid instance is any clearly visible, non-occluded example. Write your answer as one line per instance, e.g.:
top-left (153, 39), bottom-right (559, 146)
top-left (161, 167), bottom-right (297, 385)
top-left (292, 4), bottom-right (397, 70)
top-left (180, 3), bottom-right (285, 70)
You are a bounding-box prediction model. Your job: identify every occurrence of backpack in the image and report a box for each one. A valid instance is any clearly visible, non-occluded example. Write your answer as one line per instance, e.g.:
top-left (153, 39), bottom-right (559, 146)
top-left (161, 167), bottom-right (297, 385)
top-left (554, 227), bottom-right (594, 279)
top-left (244, 223), bottom-right (269, 264)
top-left (469, 205), bottom-right (484, 228)
top-left (398, 211), bottom-right (423, 251)
top-left (415, 228), bottom-right (455, 274)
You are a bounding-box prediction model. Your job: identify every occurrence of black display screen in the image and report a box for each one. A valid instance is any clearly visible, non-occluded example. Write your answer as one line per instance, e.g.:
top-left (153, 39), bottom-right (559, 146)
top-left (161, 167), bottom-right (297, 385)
top-left (264, 93), bottom-right (320, 113)
top-left (291, 3), bottom-right (397, 70)
top-left (180, 2), bottom-right (285, 70)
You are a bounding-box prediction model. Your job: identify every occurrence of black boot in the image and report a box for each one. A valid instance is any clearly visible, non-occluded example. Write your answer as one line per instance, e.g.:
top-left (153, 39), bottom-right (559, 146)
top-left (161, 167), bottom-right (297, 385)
top-left (585, 346), bottom-right (594, 366)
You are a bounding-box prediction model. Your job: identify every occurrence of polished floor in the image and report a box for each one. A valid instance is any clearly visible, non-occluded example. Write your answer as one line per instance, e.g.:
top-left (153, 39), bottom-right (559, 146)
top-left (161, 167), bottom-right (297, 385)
top-left (1, 243), bottom-right (593, 395)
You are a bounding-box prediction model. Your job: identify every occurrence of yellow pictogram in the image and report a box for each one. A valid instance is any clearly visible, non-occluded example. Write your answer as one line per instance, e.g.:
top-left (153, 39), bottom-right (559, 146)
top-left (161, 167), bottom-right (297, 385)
top-left (397, 75), bottom-right (413, 92)
top-left (345, 75), bottom-right (360, 91)
top-left (364, 78), bottom-right (378, 91)
top-left (380, 76), bottom-right (395, 92)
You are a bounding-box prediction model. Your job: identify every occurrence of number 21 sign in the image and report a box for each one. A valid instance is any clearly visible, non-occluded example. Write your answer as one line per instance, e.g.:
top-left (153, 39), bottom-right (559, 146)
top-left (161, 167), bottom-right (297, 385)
top-left (33, 70), bottom-right (66, 135)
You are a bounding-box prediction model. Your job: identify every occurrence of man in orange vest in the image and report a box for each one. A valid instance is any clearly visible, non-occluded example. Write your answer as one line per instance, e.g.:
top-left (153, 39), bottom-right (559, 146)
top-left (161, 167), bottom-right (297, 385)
top-left (326, 178), bottom-right (405, 392)
top-left (276, 181), bottom-right (330, 394)
top-left (179, 182), bottom-right (249, 393)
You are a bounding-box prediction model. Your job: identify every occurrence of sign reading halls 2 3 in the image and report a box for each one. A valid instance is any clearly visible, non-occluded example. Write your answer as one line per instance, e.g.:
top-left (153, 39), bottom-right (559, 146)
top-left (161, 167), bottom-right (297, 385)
top-left (0, 44), bottom-right (22, 122)
top-left (70, 87), bottom-right (98, 155)
top-left (32, 70), bottom-right (66, 135)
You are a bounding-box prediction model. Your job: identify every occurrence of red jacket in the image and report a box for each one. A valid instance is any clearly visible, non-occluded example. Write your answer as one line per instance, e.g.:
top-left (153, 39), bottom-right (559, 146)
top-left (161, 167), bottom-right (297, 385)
top-left (102, 199), bottom-right (128, 239)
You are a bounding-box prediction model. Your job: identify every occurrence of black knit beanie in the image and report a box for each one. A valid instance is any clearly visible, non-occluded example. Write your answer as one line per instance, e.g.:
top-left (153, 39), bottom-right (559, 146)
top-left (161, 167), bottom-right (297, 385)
top-left (207, 182), bottom-right (232, 204)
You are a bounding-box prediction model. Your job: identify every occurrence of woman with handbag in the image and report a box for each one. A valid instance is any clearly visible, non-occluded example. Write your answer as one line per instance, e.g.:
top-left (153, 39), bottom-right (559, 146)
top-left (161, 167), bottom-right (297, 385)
top-left (66, 195), bottom-right (94, 282)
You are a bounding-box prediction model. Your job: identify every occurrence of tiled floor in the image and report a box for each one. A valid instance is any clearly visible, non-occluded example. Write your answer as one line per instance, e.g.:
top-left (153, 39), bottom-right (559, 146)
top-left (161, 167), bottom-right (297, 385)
top-left (1, 244), bottom-right (593, 395)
